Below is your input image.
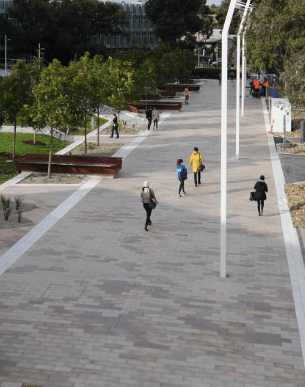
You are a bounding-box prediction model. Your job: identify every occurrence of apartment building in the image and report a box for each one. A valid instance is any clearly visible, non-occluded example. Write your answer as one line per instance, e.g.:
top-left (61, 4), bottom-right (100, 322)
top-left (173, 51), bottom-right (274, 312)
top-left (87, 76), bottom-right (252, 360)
top-left (96, 0), bottom-right (159, 52)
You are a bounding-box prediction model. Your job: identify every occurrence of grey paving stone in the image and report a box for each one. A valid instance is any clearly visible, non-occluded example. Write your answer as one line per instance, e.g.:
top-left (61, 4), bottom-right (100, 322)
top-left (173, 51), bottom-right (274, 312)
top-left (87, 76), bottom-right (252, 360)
top-left (0, 80), bottom-right (304, 387)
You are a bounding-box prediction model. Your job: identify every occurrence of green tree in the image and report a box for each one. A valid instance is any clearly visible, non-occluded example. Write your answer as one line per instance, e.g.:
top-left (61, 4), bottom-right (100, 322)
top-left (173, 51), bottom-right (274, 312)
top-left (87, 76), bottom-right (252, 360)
top-left (2, 0), bottom-right (129, 65)
top-left (246, 0), bottom-right (305, 106)
top-left (145, 0), bottom-right (204, 47)
top-left (33, 59), bottom-right (75, 178)
top-left (0, 60), bottom-right (32, 157)
top-left (69, 53), bottom-right (96, 155)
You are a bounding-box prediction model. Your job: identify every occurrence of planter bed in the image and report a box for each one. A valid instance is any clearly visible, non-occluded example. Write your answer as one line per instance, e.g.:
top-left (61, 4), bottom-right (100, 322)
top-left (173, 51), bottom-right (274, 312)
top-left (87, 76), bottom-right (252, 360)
top-left (190, 75), bottom-right (200, 79)
top-left (180, 79), bottom-right (194, 84)
top-left (166, 84), bottom-right (200, 92)
top-left (15, 154), bottom-right (122, 175)
top-left (126, 101), bottom-right (182, 113)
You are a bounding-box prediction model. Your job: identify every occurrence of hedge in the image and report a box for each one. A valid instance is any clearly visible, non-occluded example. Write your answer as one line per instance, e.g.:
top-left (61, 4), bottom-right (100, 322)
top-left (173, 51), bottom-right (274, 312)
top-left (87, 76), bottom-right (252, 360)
top-left (192, 68), bottom-right (221, 79)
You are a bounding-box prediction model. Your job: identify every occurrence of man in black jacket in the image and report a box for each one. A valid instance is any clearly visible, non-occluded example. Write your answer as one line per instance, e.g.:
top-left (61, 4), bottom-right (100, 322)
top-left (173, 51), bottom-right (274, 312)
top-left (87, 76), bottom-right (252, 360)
top-left (146, 107), bottom-right (152, 130)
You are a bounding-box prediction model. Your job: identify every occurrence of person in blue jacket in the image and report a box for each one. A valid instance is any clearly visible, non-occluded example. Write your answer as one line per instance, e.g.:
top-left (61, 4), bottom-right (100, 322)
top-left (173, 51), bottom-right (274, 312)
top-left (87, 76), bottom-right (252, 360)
top-left (176, 159), bottom-right (187, 197)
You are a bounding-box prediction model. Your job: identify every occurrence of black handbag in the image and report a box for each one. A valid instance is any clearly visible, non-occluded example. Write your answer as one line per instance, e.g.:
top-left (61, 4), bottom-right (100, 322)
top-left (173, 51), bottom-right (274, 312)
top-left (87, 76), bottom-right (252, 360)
top-left (149, 189), bottom-right (157, 209)
top-left (249, 191), bottom-right (256, 201)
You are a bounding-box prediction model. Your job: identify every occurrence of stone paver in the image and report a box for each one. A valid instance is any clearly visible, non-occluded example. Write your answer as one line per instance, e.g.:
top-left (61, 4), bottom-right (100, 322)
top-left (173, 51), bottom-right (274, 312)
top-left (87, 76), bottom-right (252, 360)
top-left (0, 80), bottom-right (304, 386)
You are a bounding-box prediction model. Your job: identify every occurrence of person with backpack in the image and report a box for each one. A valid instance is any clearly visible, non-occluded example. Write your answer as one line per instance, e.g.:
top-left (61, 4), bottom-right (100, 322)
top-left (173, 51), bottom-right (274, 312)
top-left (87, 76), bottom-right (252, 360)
top-left (184, 88), bottom-right (190, 105)
top-left (141, 181), bottom-right (158, 231)
top-left (254, 175), bottom-right (268, 216)
top-left (176, 159), bottom-right (187, 197)
top-left (189, 147), bottom-right (204, 187)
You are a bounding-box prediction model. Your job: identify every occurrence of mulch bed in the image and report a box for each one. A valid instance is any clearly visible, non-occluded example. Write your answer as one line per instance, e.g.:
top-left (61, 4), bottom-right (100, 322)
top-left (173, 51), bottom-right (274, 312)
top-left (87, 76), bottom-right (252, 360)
top-left (0, 153), bottom-right (24, 160)
top-left (285, 183), bottom-right (305, 228)
top-left (22, 140), bottom-right (46, 146)
top-left (278, 143), bottom-right (305, 154)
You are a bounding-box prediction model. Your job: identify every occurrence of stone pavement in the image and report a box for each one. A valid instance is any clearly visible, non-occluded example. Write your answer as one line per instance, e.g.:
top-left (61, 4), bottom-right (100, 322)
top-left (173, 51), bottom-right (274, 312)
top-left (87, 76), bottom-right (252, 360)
top-left (0, 80), bottom-right (305, 387)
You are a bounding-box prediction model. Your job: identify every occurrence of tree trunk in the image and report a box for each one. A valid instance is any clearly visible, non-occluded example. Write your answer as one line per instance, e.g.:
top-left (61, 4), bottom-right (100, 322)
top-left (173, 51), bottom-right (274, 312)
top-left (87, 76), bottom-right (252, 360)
top-left (13, 121), bottom-right (17, 158)
top-left (34, 128), bottom-right (36, 145)
top-left (48, 128), bottom-right (53, 179)
top-left (97, 105), bottom-right (100, 146)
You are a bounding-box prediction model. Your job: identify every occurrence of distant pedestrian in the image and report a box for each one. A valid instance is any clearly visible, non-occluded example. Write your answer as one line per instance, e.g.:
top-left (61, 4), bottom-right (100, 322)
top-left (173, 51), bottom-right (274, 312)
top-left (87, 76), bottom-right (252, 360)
top-left (176, 159), bottom-right (187, 197)
top-left (141, 181), bottom-right (158, 231)
top-left (146, 107), bottom-right (152, 130)
top-left (218, 72), bottom-right (221, 86)
top-left (189, 147), bottom-right (204, 187)
top-left (152, 107), bottom-right (159, 130)
top-left (110, 114), bottom-right (119, 138)
top-left (254, 175), bottom-right (268, 216)
top-left (184, 88), bottom-right (190, 105)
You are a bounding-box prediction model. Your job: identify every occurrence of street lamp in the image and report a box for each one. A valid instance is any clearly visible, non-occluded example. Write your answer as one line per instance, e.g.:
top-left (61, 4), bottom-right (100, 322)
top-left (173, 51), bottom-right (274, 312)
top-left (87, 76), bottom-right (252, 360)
top-left (220, 0), bottom-right (238, 278)
top-left (235, 0), bottom-right (252, 160)
top-left (38, 43), bottom-right (45, 69)
top-left (4, 35), bottom-right (11, 77)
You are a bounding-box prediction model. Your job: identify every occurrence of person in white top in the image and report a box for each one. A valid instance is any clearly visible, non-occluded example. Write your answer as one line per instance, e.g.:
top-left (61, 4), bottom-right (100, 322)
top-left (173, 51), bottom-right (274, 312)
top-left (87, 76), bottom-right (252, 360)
top-left (152, 107), bottom-right (159, 130)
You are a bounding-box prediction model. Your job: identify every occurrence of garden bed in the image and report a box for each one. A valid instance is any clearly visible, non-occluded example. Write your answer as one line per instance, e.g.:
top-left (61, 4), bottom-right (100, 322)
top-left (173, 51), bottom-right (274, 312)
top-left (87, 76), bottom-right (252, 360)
top-left (18, 173), bottom-right (85, 185)
top-left (278, 143), bottom-right (305, 154)
top-left (285, 183), bottom-right (305, 228)
top-left (70, 143), bottom-right (123, 157)
top-left (0, 195), bottom-right (36, 229)
top-left (0, 157), bottom-right (19, 185)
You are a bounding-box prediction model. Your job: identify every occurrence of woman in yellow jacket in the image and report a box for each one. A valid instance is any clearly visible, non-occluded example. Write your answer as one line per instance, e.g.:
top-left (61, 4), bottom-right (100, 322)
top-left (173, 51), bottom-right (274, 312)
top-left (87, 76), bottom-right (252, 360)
top-left (189, 147), bottom-right (204, 187)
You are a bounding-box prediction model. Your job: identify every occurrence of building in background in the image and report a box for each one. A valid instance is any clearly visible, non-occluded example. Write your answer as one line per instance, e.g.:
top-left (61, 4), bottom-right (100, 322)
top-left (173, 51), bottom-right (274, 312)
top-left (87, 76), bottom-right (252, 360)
top-left (195, 29), bottom-right (236, 68)
top-left (95, 0), bottom-right (159, 53)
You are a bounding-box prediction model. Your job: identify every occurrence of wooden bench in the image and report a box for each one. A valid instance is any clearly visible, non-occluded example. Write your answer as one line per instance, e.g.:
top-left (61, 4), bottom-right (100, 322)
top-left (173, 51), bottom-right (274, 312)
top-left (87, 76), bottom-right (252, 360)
top-left (15, 154), bottom-right (122, 175)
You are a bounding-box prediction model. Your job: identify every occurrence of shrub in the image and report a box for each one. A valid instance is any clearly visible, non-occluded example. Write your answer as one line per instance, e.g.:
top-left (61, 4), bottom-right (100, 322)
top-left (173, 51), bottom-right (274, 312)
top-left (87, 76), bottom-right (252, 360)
top-left (4, 208), bottom-right (11, 221)
top-left (18, 211), bottom-right (22, 223)
top-left (15, 196), bottom-right (23, 210)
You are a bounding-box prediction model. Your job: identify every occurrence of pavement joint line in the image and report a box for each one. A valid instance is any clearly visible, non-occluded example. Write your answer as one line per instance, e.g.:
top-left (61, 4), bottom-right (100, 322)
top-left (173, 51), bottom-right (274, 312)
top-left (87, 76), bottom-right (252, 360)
top-left (55, 121), bottom-right (111, 155)
top-left (0, 177), bottom-right (102, 276)
top-left (0, 112), bottom-right (172, 275)
top-left (112, 112), bottom-right (171, 160)
top-left (262, 97), bottom-right (305, 366)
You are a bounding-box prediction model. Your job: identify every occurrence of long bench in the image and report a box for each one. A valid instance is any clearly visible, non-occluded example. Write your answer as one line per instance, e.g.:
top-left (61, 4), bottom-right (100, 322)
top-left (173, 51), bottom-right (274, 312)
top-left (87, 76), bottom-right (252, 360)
top-left (126, 101), bottom-right (182, 113)
top-left (15, 154), bottom-right (122, 175)
top-left (166, 84), bottom-right (200, 92)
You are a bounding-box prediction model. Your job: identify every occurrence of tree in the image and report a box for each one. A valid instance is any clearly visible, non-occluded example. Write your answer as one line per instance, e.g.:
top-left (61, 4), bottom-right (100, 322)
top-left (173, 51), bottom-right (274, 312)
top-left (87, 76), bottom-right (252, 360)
top-left (2, 0), bottom-right (129, 65)
top-left (69, 53), bottom-right (96, 155)
top-left (0, 60), bottom-right (32, 157)
top-left (18, 57), bottom-right (46, 145)
top-left (145, 0), bottom-right (204, 47)
top-left (246, 0), bottom-right (305, 106)
top-left (33, 59), bottom-right (75, 178)
top-left (210, 0), bottom-right (240, 34)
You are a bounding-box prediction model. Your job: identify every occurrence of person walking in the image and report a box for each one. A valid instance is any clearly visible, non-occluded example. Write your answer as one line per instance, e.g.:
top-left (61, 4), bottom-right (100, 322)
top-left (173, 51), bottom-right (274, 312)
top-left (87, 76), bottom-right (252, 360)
top-left (254, 175), bottom-right (268, 216)
top-left (146, 107), bottom-right (152, 130)
top-left (218, 72), bottom-right (221, 86)
top-left (110, 113), bottom-right (119, 138)
top-left (141, 181), bottom-right (158, 231)
top-left (176, 159), bottom-right (187, 197)
top-left (152, 107), bottom-right (159, 130)
top-left (189, 147), bottom-right (204, 187)
top-left (184, 88), bottom-right (190, 105)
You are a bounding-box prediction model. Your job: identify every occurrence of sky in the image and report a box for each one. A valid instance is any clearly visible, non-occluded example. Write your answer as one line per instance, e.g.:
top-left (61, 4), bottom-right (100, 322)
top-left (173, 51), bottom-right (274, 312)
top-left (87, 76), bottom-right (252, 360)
top-left (104, 0), bottom-right (222, 5)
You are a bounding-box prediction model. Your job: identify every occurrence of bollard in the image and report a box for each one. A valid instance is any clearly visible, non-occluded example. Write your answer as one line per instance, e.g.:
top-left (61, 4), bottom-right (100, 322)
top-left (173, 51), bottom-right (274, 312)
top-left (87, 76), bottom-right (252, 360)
top-left (301, 121), bottom-right (305, 144)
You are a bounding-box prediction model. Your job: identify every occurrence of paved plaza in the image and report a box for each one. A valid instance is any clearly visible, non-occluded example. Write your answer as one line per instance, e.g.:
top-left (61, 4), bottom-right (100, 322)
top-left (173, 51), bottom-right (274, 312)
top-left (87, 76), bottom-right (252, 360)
top-left (0, 80), bottom-right (305, 386)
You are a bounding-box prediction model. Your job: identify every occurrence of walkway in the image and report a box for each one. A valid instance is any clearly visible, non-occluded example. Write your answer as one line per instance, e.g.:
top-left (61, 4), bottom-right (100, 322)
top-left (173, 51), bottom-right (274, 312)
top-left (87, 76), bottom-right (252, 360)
top-left (0, 80), bottom-right (305, 387)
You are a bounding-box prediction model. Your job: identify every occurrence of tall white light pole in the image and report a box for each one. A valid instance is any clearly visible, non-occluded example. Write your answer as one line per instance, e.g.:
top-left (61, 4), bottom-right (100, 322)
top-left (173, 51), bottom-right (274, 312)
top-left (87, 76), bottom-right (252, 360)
top-left (241, 7), bottom-right (252, 116)
top-left (4, 35), bottom-right (10, 77)
top-left (236, 0), bottom-right (251, 159)
top-left (221, 0), bottom-right (238, 278)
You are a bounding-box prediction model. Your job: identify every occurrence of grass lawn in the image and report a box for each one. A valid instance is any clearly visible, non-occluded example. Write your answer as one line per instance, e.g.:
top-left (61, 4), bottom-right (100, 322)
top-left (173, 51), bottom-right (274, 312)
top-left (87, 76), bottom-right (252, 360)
top-left (0, 133), bottom-right (71, 156)
top-left (0, 157), bottom-right (18, 185)
top-left (63, 117), bottom-right (108, 135)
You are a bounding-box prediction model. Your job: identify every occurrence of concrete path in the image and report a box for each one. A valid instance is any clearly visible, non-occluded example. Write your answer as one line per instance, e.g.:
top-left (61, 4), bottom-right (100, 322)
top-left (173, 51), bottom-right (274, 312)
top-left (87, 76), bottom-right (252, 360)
top-left (0, 81), bottom-right (305, 387)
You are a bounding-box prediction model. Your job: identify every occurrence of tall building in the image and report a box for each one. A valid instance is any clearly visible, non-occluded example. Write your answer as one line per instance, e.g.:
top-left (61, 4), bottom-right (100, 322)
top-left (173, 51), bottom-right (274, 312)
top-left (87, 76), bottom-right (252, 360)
top-left (96, 1), bottom-right (159, 52)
